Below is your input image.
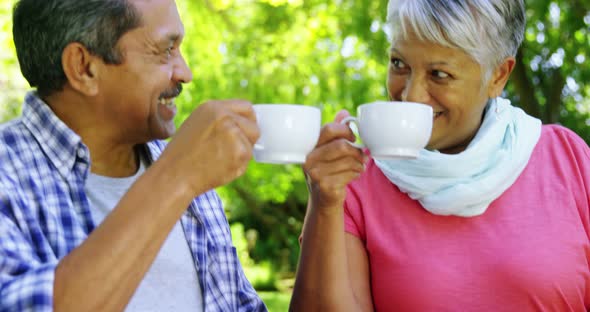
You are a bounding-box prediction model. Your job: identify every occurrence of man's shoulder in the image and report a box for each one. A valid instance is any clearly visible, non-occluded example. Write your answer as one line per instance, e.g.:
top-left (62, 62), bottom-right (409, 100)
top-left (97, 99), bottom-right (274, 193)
top-left (0, 117), bottom-right (29, 143)
top-left (0, 120), bottom-right (30, 209)
top-left (0, 118), bottom-right (35, 178)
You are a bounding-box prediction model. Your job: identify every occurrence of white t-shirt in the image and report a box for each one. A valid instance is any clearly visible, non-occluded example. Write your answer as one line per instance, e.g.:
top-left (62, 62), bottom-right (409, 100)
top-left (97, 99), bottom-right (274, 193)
top-left (85, 159), bottom-right (204, 312)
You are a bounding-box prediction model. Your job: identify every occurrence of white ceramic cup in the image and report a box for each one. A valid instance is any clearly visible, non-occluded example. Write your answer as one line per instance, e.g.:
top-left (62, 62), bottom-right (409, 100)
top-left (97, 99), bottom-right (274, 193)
top-left (253, 104), bottom-right (321, 164)
top-left (341, 101), bottom-right (433, 159)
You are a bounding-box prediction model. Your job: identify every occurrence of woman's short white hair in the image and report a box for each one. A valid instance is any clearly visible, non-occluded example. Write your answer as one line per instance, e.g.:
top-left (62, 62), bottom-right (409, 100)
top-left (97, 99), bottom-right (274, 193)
top-left (387, 0), bottom-right (525, 75)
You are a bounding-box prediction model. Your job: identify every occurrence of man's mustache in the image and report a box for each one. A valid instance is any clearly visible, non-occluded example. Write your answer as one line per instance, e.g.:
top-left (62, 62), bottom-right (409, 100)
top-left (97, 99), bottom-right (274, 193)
top-left (159, 84), bottom-right (183, 99)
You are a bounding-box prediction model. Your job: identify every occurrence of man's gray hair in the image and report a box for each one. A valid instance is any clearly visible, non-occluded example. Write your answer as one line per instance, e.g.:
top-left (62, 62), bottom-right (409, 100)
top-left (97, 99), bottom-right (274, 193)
top-left (12, 0), bottom-right (142, 97)
top-left (387, 0), bottom-right (525, 74)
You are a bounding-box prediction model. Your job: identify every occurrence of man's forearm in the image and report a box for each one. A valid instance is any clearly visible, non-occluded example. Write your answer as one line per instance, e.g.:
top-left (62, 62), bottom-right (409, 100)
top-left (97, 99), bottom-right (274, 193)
top-left (54, 159), bottom-right (197, 312)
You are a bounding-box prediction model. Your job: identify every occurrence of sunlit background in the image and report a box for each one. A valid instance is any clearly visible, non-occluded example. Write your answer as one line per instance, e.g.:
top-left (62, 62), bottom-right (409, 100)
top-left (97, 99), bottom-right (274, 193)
top-left (1, 0), bottom-right (589, 310)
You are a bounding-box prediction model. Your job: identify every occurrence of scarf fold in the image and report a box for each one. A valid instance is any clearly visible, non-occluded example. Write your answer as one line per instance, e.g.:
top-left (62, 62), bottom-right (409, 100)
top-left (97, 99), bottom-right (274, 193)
top-left (375, 98), bottom-right (542, 217)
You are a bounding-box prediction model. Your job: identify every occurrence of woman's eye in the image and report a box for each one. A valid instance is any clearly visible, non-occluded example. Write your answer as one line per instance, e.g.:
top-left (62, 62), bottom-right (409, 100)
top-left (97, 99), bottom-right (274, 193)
top-left (432, 70), bottom-right (450, 79)
top-left (391, 58), bottom-right (406, 69)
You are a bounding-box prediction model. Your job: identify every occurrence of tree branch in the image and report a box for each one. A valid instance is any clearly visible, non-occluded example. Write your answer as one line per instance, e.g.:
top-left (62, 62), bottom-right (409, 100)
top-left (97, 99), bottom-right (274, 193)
top-left (511, 47), bottom-right (541, 119)
top-left (544, 71), bottom-right (566, 124)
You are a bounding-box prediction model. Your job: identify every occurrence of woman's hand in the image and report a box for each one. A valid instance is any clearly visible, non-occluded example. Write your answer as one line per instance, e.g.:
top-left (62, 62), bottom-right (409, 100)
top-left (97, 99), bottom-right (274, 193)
top-left (293, 111), bottom-right (371, 312)
top-left (303, 110), bottom-right (368, 210)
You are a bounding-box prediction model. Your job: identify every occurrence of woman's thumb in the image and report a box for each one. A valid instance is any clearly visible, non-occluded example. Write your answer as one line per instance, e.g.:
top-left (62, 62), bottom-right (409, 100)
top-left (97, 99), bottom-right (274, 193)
top-left (334, 110), bottom-right (351, 123)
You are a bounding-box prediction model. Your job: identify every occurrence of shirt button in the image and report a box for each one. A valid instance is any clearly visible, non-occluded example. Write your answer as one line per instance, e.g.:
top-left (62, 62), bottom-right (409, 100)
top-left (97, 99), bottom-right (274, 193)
top-left (77, 148), bottom-right (86, 159)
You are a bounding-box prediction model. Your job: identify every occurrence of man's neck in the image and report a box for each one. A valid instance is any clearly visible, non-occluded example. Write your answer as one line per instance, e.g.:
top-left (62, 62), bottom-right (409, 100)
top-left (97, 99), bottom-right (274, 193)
top-left (44, 91), bottom-right (141, 178)
top-left (86, 141), bottom-right (140, 178)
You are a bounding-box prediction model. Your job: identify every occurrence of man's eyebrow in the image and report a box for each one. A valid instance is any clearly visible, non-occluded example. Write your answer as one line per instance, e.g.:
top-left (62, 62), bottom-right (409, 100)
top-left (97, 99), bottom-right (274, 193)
top-left (167, 33), bottom-right (181, 42)
top-left (156, 33), bottom-right (182, 46)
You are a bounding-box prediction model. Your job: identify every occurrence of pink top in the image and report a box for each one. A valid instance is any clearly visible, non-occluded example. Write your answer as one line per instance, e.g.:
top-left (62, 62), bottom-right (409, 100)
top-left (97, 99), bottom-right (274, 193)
top-left (344, 125), bottom-right (590, 311)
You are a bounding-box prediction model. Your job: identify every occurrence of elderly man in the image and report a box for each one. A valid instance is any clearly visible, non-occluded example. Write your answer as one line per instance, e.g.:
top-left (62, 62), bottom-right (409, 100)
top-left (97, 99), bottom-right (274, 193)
top-left (0, 0), bottom-right (266, 311)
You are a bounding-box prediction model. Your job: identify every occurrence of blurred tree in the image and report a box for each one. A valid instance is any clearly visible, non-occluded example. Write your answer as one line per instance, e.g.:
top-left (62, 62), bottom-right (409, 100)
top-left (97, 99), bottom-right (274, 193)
top-left (1, 0), bottom-right (589, 275)
top-left (179, 0), bottom-right (590, 273)
top-left (179, 0), bottom-right (391, 271)
top-left (509, 0), bottom-right (590, 139)
top-left (0, 0), bottom-right (26, 122)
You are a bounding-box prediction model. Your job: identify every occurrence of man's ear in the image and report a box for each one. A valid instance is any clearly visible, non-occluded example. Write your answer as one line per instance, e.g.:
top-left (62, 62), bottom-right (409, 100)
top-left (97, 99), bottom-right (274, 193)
top-left (61, 42), bottom-right (100, 96)
top-left (487, 57), bottom-right (516, 99)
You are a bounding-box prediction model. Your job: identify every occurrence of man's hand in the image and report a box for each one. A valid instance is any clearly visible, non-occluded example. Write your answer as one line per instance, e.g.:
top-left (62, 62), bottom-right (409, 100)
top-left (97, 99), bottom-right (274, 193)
top-left (303, 110), bottom-right (367, 210)
top-left (161, 100), bottom-right (260, 195)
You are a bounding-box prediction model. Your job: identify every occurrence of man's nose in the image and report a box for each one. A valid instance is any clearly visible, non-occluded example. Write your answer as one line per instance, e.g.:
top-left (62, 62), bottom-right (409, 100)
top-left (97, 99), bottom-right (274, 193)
top-left (173, 53), bottom-right (193, 84)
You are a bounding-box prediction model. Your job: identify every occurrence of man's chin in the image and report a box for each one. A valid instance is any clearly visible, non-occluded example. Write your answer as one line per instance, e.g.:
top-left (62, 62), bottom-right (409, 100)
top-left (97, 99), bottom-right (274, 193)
top-left (149, 123), bottom-right (176, 141)
top-left (160, 126), bottom-right (176, 140)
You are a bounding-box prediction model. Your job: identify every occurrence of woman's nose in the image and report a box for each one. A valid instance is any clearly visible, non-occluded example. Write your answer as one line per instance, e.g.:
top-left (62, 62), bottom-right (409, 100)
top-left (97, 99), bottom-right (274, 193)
top-left (402, 76), bottom-right (431, 104)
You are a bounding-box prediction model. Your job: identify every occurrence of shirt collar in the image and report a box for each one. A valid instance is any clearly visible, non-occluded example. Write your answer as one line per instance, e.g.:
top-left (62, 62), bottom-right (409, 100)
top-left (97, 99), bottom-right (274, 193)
top-left (21, 91), bottom-right (87, 179)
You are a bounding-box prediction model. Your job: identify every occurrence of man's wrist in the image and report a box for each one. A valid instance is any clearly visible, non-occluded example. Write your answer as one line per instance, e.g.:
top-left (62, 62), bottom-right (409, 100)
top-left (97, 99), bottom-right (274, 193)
top-left (145, 158), bottom-right (197, 203)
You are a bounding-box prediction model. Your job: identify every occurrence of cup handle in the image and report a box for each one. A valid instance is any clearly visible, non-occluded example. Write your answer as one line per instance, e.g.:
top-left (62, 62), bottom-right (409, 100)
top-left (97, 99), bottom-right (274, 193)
top-left (340, 117), bottom-right (365, 149)
top-left (254, 141), bottom-right (264, 151)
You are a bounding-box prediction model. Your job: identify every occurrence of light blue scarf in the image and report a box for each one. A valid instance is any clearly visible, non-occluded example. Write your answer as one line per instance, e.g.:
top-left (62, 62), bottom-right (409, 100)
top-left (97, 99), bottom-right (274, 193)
top-left (375, 98), bottom-right (542, 217)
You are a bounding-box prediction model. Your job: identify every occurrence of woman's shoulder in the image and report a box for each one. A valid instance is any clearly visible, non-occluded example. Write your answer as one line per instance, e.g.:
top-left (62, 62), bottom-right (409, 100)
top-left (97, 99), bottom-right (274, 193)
top-left (538, 124), bottom-right (589, 156)
top-left (530, 125), bottom-right (590, 181)
top-left (541, 124), bottom-right (587, 143)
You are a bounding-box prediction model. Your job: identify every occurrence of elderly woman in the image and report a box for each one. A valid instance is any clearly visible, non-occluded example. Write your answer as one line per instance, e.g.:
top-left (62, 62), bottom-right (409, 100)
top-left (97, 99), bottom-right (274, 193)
top-left (290, 0), bottom-right (590, 311)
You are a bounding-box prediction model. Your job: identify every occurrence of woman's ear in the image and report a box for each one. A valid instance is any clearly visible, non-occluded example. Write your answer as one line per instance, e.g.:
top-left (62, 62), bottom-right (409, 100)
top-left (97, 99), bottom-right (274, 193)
top-left (61, 42), bottom-right (100, 96)
top-left (487, 57), bottom-right (516, 98)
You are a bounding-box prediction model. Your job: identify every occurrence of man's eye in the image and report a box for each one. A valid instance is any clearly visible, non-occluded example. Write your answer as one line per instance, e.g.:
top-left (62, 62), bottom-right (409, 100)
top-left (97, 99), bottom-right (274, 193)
top-left (164, 47), bottom-right (174, 59)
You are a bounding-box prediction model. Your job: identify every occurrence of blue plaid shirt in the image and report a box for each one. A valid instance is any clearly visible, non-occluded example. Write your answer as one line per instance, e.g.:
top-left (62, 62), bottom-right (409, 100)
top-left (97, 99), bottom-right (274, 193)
top-left (0, 92), bottom-right (267, 312)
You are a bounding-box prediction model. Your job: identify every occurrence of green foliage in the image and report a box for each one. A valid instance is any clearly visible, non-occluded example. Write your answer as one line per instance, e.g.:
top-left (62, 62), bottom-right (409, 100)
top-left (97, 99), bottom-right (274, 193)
top-left (177, 0), bottom-right (590, 275)
top-left (1, 0), bottom-right (589, 277)
top-left (178, 0), bottom-right (391, 273)
top-left (231, 223), bottom-right (278, 291)
top-left (507, 0), bottom-right (590, 138)
top-left (0, 0), bottom-right (26, 122)
top-left (259, 291), bottom-right (291, 312)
